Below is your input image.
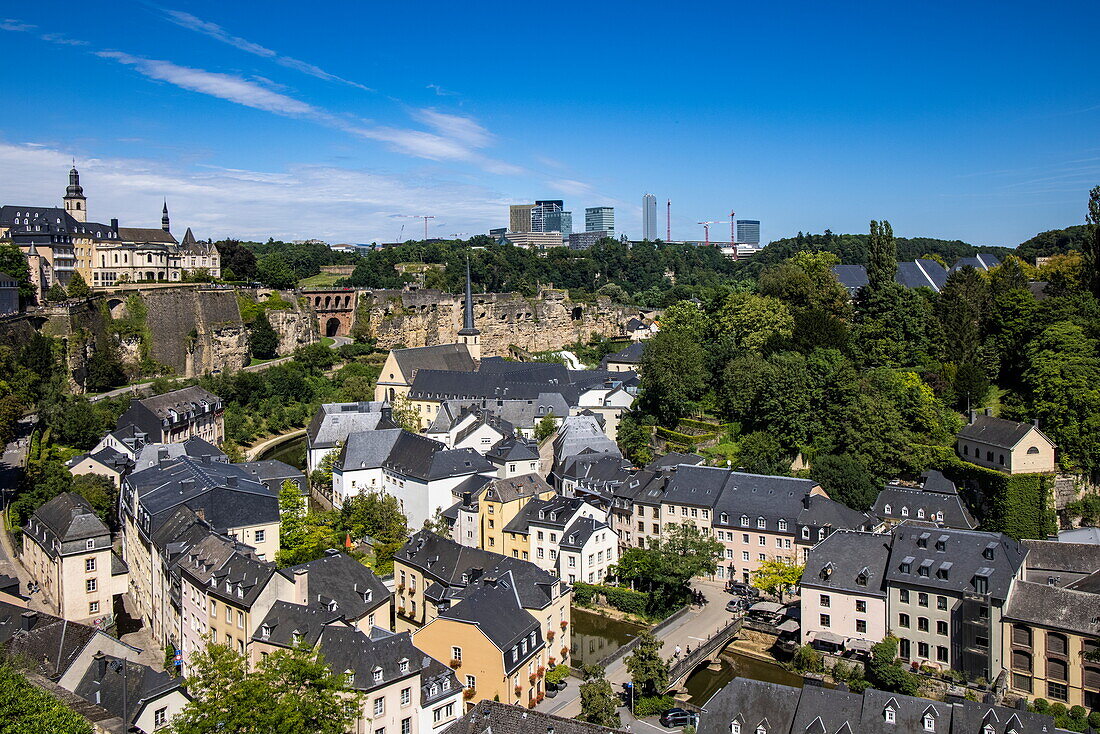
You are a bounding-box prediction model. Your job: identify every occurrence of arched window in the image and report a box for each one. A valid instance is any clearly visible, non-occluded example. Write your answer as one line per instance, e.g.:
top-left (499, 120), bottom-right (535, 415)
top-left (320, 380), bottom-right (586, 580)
top-left (884, 504), bottom-right (892, 514)
top-left (917, 508), bottom-right (925, 519)
top-left (778, 519), bottom-right (788, 532)
top-left (901, 507), bottom-right (909, 517)
top-left (1047, 658), bottom-right (1068, 682)
top-left (1027, 446), bottom-right (1040, 454)
top-left (1047, 633), bottom-right (1068, 656)
top-left (740, 515), bottom-right (749, 527)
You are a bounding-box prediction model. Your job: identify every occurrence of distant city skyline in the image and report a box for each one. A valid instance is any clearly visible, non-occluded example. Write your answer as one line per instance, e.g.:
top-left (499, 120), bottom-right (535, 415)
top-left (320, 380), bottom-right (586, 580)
top-left (0, 2), bottom-right (1096, 246)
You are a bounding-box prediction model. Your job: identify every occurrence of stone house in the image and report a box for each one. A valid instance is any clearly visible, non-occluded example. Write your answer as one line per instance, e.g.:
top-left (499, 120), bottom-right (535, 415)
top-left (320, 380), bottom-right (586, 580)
top-left (800, 530), bottom-right (891, 651)
top-left (21, 493), bottom-right (128, 625)
top-left (956, 410), bottom-right (1056, 474)
top-left (116, 386), bottom-right (225, 445)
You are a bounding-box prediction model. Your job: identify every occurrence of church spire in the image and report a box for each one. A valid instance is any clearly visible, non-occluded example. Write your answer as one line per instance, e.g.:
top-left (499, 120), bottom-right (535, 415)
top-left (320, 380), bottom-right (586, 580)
top-left (161, 200), bottom-right (170, 232)
top-left (63, 163), bottom-right (87, 221)
top-left (458, 256), bottom-right (480, 361)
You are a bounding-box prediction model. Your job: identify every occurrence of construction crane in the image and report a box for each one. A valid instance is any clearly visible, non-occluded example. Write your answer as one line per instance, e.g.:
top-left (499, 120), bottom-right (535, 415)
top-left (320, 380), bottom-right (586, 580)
top-left (415, 215), bottom-right (436, 239)
top-left (666, 199), bottom-right (671, 242)
top-left (729, 210), bottom-right (737, 261)
top-left (697, 220), bottom-right (730, 247)
top-left (395, 223), bottom-right (405, 242)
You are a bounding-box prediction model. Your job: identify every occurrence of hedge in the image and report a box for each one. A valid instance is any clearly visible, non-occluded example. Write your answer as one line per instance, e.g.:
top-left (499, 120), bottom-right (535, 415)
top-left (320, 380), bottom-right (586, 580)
top-left (573, 582), bottom-right (651, 618)
top-left (633, 694), bottom-right (677, 718)
top-left (926, 447), bottom-right (1056, 539)
top-left (656, 426), bottom-right (717, 443)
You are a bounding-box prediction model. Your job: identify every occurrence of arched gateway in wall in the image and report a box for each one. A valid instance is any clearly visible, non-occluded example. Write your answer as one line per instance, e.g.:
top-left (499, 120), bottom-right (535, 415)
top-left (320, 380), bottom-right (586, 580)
top-left (306, 289), bottom-right (357, 338)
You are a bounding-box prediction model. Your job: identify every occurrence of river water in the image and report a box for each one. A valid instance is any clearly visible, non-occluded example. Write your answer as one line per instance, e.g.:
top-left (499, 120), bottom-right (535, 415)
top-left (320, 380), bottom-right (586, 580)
top-left (570, 606), bottom-right (804, 706)
top-left (258, 434), bottom-right (307, 470)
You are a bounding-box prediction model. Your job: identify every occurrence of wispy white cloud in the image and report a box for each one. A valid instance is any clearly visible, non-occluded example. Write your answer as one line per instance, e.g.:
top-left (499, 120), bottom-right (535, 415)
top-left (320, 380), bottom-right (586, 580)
top-left (0, 18), bottom-right (35, 32)
top-left (426, 84), bottom-right (458, 97)
top-left (159, 9), bottom-right (373, 91)
top-left (0, 140), bottom-right (510, 242)
top-left (96, 51), bottom-right (321, 117)
top-left (39, 32), bottom-right (87, 46)
top-left (547, 179), bottom-right (597, 198)
top-left (413, 109), bottom-right (492, 148)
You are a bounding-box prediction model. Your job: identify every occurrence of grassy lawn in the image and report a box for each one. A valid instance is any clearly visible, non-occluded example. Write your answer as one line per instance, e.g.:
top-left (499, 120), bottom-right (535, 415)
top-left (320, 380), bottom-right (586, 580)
top-left (298, 272), bottom-right (345, 287)
top-left (248, 356), bottom-right (276, 367)
top-left (320, 336), bottom-right (335, 348)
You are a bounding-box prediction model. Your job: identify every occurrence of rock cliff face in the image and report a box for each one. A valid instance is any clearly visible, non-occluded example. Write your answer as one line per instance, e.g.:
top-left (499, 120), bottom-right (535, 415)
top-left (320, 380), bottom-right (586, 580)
top-left (138, 288), bottom-right (250, 377)
top-left (351, 289), bottom-right (633, 356)
top-left (266, 305), bottom-right (319, 356)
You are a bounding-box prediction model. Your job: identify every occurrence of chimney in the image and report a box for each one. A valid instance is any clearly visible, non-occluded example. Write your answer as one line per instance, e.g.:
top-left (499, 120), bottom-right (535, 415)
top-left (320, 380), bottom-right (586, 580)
top-left (194, 508), bottom-right (205, 521)
top-left (968, 409), bottom-right (977, 424)
top-left (380, 406), bottom-right (393, 424)
top-left (20, 611), bottom-right (37, 631)
top-left (158, 447), bottom-right (169, 462)
top-left (462, 491), bottom-right (472, 508)
top-left (226, 475), bottom-right (238, 487)
top-left (984, 408), bottom-right (993, 416)
top-left (110, 218), bottom-right (118, 230)
top-left (1032, 418), bottom-right (1039, 428)
top-left (294, 569), bottom-right (309, 605)
top-left (94, 652), bottom-right (107, 679)
top-left (802, 495), bottom-right (811, 509)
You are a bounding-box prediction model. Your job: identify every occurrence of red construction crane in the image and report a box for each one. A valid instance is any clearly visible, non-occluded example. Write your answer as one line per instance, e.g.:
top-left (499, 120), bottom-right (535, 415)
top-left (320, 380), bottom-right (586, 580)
top-left (697, 220), bottom-right (730, 247)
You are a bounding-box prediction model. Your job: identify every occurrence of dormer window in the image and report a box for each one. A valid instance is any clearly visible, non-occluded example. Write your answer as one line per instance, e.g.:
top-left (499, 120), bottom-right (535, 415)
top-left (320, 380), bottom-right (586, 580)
top-left (983, 726), bottom-right (995, 734)
top-left (778, 519), bottom-right (787, 532)
top-left (732, 723), bottom-right (741, 734)
top-left (362, 590), bottom-right (372, 603)
top-left (818, 528), bottom-right (826, 540)
top-left (292, 632), bottom-right (302, 646)
top-left (345, 669), bottom-right (355, 686)
top-left (399, 658), bottom-right (409, 673)
top-left (884, 504), bottom-right (892, 514)
top-left (885, 707), bottom-right (896, 724)
top-left (720, 512), bottom-right (729, 524)
top-left (740, 515), bottom-right (749, 527)
top-left (923, 714), bottom-right (935, 731)
top-left (260, 625), bottom-right (271, 640)
top-left (757, 517), bottom-right (766, 529)
top-left (373, 666), bottom-right (383, 683)
top-left (901, 507), bottom-right (909, 517)
top-left (801, 527), bottom-right (810, 540)
top-left (756, 726), bottom-right (766, 734)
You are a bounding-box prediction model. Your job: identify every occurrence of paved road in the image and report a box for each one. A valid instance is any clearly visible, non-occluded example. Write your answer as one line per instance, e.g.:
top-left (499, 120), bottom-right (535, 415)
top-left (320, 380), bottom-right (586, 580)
top-left (539, 579), bottom-right (735, 722)
top-left (0, 416), bottom-right (56, 614)
top-left (245, 427), bottom-right (307, 461)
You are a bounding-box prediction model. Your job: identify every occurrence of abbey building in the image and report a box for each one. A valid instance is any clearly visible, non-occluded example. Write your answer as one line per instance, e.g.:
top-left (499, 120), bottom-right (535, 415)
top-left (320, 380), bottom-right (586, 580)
top-left (0, 166), bottom-right (220, 297)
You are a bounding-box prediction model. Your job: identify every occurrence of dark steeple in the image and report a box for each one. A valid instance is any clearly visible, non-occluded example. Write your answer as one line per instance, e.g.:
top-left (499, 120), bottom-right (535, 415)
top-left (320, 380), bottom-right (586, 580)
top-left (161, 201), bottom-right (170, 232)
top-left (459, 256), bottom-right (479, 336)
top-left (64, 165), bottom-right (84, 199)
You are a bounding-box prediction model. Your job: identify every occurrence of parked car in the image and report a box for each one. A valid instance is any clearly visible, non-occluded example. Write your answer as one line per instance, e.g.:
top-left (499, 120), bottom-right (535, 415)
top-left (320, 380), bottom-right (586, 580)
top-left (725, 598), bottom-right (745, 613)
top-left (660, 708), bottom-right (700, 728)
top-left (725, 582), bottom-right (759, 598)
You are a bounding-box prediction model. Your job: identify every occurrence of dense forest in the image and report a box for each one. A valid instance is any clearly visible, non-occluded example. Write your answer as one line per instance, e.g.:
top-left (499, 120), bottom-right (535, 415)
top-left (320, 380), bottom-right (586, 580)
top-left (618, 189), bottom-right (1100, 538)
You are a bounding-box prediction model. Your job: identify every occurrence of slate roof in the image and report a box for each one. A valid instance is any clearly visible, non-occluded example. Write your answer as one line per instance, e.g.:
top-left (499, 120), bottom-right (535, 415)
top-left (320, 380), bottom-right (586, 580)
top-left (857, 688), bottom-right (951, 734)
top-left (707, 470), bottom-right (821, 528)
top-left (790, 683), bottom-right (865, 734)
top-left (895, 259), bottom-right (949, 292)
top-left (1020, 539), bottom-right (1100, 576)
top-left (485, 435), bottom-right (539, 464)
top-left (552, 415), bottom-right (620, 465)
top-left (482, 474), bottom-right (552, 504)
top-left (306, 401), bottom-right (394, 449)
top-left (237, 460), bottom-right (304, 494)
top-left (0, 601), bottom-right (103, 680)
top-left (117, 226), bottom-right (178, 244)
top-left (284, 550), bottom-right (389, 621)
top-left (833, 264), bottom-right (870, 292)
top-left (132, 386), bottom-right (220, 420)
top-left (25, 492), bottom-right (109, 547)
top-left (396, 531), bottom-right (565, 611)
top-left (699, 677), bottom-right (802, 734)
top-left (602, 341), bottom-right (645, 365)
top-left (559, 516), bottom-right (608, 551)
top-left (884, 521), bottom-right (1025, 600)
top-left (1057, 526), bottom-right (1100, 544)
top-left (800, 494), bottom-right (874, 534)
top-left (132, 437), bottom-right (226, 472)
top-left (339, 428), bottom-right (404, 470)
top-left (504, 495), bottom-right (588, 534)
top-left (436, 570), bottom-right (542, 667)
top-left (392, 343), bottom-right (476, 377)
top-left (252, 600), bottom-right (348, 648)
top-left (1002, 580), bottom-right (1100, 636)
top-left (957, 414), bottom-right (1052, 450)
top-left (446, 700), bottom-right (629, 734)
top-left (176, 533), bottom-right (276, 607)
top-left (949, 254), bottom-right (1000, 274)
top-left (72, 654), bottom-right (183, 726)
top-left (409, 369), bottom-right (580, 404)
top-left (68, 446), bottom-right (132, 474)
top-left (127, 456), bottom-right (278, 533)
top-left (317, 627), bottom-right (458, 695)
top-left (339, 428), bottom-right (493, 482)
top-left (801, 530), bottom-right (892, 597)
top-left (872, 474), bottom-right (977, 530)
top-left (948, 699), bottom-right (1057, 734)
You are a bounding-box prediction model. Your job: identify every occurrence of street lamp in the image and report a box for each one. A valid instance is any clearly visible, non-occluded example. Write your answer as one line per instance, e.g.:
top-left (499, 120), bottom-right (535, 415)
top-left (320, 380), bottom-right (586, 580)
top-left (624, 681), bottom-right (634, 717)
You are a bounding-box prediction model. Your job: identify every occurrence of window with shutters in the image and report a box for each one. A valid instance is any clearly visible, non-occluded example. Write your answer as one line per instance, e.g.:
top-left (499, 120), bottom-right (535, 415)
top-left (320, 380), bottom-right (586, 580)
top-left (1047, 633), bottom-right (1068, 656)
top-left (1011, 650), bottom-right (1032, 672)
top-left (1047, 658), bottom-right (1068, 682)
top-left (1012, 625), bottom-right (1032, 648)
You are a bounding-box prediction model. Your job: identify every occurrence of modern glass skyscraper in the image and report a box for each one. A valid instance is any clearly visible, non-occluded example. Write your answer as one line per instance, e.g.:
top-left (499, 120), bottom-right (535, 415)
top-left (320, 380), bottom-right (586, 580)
top-left (532, 200), bottom-right (564, 233)
top-left (736, 220), bottom-right (761, 245)
top-left (585, 206), bottom-right (614, 236)
top-left (544, 209), bottom-right (572, 236)
top-left (642, 194), bottom-right (657, 241)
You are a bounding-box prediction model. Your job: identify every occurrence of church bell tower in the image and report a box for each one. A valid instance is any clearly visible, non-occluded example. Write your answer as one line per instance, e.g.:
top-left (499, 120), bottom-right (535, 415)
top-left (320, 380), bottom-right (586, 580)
top-left (63, 165), bottom-right (87, 222)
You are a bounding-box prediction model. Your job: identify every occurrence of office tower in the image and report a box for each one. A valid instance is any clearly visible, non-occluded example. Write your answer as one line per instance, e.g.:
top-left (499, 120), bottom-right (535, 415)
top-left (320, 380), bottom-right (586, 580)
top-left (736, 220), bottom-right (761, 245)
top-left (531, 200), bottom-right (563, 232)
top-left (544, 209), bottom-right (572, 237)
top-left (642, 194), bottom-right (657, 240)
top-left (509, 204), bottom-right (534, 233)
top-left (585, 207), bottom-right (614, 236)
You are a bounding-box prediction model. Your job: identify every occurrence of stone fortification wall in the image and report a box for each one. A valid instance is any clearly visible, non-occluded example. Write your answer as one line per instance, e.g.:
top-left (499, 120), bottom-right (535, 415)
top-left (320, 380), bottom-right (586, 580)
top-left (138, 288), bottom-right (249, 377)
top-left (352, 288), bottom-right (633, 356)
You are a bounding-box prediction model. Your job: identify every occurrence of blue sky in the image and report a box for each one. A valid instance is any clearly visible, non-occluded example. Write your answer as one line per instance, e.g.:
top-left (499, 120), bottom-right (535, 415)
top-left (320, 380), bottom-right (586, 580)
top-left (1, 1), bottom-right (1098, 246)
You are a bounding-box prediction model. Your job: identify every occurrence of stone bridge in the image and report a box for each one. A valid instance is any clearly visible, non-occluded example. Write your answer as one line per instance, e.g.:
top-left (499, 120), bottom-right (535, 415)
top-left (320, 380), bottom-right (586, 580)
top-left (666, 616), bottom-right (743, 693)
top-left (304, 288), bottom-right (357, 338)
